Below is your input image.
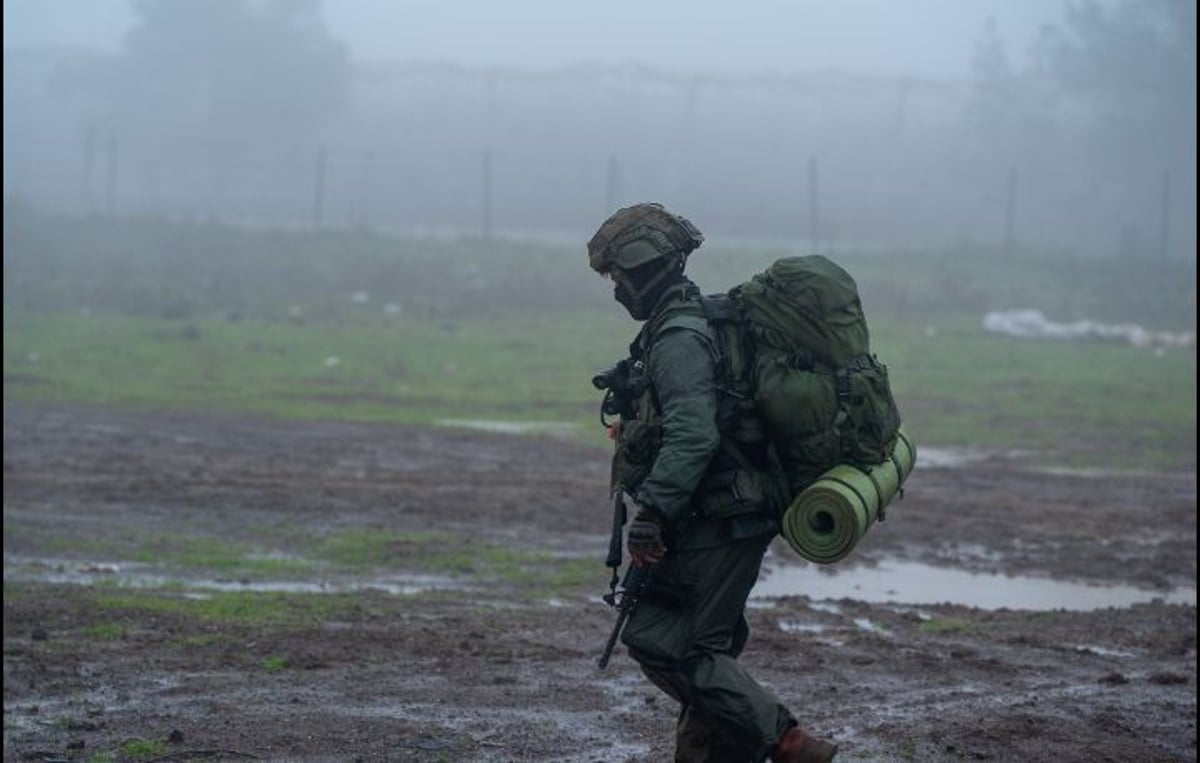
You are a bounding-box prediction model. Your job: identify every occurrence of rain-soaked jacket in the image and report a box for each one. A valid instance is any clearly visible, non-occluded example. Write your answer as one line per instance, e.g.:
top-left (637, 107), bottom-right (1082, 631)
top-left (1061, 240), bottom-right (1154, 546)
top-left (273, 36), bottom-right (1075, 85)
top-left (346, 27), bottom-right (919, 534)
top-left (611, 281), bottom-right (788, 550)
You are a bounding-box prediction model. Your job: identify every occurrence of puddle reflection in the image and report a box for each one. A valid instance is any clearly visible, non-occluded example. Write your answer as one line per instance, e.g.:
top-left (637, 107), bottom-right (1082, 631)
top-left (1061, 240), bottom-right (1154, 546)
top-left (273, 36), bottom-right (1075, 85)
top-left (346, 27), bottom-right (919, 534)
top-left (2, 557), bottom-right (466, 596)
top-left (752, 559), bottom-right (1196, 611)
top-left (7, 555), bottom-right (1194, 612)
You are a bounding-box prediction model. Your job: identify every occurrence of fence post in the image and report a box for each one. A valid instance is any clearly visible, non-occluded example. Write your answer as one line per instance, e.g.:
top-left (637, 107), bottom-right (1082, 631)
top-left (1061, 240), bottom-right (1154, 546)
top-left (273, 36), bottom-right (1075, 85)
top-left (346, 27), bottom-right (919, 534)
top-left (104, 133), bottom-right (118, 217)
top-left (1003, 165), bottom-right (1017, 258)
top-left (208, 161), bottom-right (224, 225)
top-left (81, 126), bottom-right (96, 214)
top-left (482, 149), bottom-right (493, 243)
top-left (605, 154), bottom-right (622, 213)
top-left (354, 148), bottom-right (374, 231)
top-left (1157, 170), bottom-right (1170, 261)
top-left (312, 145), bottom-right (327, 230)
top-left (673, 79), bottom-right (697, 201)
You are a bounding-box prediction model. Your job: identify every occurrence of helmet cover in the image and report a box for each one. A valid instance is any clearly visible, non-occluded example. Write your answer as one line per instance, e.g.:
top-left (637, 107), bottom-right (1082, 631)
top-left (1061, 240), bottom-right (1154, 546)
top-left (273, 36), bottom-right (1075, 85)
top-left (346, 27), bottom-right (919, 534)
top-left (587, 202), bottom-right (704, 274)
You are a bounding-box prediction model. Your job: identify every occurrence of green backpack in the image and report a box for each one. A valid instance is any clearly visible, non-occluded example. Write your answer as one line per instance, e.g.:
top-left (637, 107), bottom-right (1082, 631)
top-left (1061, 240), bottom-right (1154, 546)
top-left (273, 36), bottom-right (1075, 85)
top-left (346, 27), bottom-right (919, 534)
top-left (701, 255), bottom-right (903, 495)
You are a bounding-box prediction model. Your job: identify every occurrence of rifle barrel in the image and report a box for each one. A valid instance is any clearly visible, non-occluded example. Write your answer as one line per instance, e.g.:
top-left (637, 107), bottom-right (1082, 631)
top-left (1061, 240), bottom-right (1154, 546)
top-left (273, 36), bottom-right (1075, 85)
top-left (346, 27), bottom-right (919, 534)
top-left (597, 607), bottom-right (630, 669)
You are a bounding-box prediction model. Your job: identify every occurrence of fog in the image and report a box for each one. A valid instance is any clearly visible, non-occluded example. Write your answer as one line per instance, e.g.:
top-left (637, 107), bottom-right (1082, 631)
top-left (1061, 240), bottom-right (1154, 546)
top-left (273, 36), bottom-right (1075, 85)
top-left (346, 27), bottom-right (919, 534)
top-left (4, 0), bottom-right (1196, 259)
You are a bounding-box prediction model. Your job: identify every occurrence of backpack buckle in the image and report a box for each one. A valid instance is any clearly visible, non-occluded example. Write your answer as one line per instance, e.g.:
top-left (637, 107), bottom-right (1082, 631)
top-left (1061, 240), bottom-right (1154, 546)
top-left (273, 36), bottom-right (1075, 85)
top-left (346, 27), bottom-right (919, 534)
top-left (835, 369), bottom-right (852, 404)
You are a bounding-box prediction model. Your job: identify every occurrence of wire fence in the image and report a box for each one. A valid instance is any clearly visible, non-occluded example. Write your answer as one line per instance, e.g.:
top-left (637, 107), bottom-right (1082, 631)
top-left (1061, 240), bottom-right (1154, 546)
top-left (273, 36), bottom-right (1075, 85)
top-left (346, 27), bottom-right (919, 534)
top-left (5, 62), bottom-right (1195, 261)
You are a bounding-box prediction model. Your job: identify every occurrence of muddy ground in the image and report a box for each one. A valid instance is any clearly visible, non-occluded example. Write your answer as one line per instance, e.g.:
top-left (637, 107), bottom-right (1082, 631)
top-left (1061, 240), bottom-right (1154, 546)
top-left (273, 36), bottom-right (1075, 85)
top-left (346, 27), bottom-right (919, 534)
top-left (3, 401), bottom-right (1196, 762)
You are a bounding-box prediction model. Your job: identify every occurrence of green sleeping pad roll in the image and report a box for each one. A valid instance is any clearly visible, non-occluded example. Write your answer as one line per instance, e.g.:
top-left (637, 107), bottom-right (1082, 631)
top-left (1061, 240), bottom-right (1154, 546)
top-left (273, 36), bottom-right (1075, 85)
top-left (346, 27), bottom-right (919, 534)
top-left (780, 428), bottom-right (916, 564)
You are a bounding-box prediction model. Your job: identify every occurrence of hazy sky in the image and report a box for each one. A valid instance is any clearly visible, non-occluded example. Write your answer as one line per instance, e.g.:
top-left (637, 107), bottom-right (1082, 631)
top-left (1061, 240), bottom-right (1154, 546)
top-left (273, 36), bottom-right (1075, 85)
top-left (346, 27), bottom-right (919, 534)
top-left (4, 0), bottom-right (1072, 79)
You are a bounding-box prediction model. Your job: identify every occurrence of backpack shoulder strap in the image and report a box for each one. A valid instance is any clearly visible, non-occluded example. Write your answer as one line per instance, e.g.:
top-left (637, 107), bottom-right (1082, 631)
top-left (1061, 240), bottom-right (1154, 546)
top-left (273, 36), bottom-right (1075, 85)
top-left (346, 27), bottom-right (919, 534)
top-left (699, 293), bottom-right (738, 323)
top-left (698, 294), bottom-right (771, 463)
top-left (698, 294), bottom-right (752, 396)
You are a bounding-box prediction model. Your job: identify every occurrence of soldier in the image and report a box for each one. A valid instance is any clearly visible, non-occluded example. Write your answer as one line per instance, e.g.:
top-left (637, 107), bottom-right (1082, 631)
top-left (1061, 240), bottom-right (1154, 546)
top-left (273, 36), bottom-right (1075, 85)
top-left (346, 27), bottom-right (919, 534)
top-left (589, 203), bottom-right (838, 762)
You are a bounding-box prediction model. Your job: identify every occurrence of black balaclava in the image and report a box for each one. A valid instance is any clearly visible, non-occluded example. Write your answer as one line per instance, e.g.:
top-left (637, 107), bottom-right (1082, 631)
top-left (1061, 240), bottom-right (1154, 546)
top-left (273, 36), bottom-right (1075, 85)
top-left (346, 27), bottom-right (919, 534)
top-left (614, 257), bottom-right (688, 320)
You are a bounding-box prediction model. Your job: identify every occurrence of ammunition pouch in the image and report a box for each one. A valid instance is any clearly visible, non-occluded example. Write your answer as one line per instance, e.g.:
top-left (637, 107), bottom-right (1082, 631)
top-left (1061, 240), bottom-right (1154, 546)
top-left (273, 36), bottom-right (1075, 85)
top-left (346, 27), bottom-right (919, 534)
top-left (610, 418), bottom-right (661, 494)
top-left (695, 445), bottom-right (774, 520)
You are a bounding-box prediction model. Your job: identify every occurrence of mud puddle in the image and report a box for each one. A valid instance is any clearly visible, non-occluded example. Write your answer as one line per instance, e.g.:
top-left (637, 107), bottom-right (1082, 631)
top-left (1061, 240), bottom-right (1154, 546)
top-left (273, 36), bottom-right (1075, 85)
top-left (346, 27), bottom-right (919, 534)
top-left (11, 553), bottom-right (1194, 614)
top-left (2, 556), bottom-right (470, 596)
top-left (752, 558), bottom-right (1197, 610)
top-left (4, 403), bottom-right (1196, 763)
top-left (436, 418), bottom-right (579, 436)
top-left (917, 446), bottom-right (996, 468)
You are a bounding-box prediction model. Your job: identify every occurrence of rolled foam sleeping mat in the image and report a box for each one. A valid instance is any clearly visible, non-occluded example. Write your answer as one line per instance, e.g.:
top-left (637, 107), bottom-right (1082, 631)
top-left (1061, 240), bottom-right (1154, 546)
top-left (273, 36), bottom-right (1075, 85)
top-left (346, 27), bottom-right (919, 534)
top-left (781, 428), bottom-right (916, 564)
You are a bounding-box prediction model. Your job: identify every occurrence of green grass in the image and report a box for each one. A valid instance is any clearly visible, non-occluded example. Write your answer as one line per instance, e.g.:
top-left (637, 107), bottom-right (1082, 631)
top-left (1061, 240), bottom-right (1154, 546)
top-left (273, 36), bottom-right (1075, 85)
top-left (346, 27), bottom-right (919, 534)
top-left (262, 655), bottom-right (288, 673)
top-left (130, 534), bottom-right (318, 577)
top-left (3, 208), bottom-right (1195, 469)
top-left (2, 308), bottom-right (627, 432)
top-left (918, 617), bottom-right (974, 634)
top-left (5, 520), bottom-right (598, 599)
top-left (91, 589), bottom-right (358, 626)
top-left (6, 304), bottom-right (1192, 468)
top-left (3, 517), bottom-right (320, 579)
top-left (118, 739), bottom-right (168, 759)
top-left (81, 623), bottom-right (126, 640)
top-left (318, 528), bottom-right (457, 568)
top-left (873, 315), bottom-right (1196, 466)
top-left (174, 633), bottom-right (226, 649)
top-left (315, 527), bottom-right (596, 590)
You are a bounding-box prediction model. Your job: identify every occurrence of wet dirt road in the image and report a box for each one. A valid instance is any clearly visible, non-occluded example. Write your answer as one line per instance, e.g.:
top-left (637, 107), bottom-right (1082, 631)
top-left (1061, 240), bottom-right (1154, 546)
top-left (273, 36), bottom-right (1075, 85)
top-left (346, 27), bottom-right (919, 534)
top-left (3, 402), bottom-right (1196, 762)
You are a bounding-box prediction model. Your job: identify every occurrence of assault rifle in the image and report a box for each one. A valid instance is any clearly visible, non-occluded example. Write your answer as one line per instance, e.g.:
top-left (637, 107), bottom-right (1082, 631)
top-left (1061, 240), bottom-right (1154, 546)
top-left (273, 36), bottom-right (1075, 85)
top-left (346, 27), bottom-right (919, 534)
top-left (597, 562), bottom-right (653, 669)
top-left (598, 490), bottom-right (654, 669)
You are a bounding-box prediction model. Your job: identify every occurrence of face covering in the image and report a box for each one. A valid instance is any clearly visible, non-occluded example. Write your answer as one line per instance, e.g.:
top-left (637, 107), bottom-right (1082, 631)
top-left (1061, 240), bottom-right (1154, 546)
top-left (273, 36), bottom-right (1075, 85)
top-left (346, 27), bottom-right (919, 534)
top-left (614, 280), bottom-right (648, 320)
top-left (612, 261), bottom-right (685, 321)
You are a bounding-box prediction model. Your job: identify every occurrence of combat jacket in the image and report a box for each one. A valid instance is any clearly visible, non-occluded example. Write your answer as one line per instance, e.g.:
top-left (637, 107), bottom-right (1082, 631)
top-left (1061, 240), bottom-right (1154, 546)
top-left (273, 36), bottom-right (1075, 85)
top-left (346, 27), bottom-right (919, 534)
top-left (612, 282), bottom-right (787, 550)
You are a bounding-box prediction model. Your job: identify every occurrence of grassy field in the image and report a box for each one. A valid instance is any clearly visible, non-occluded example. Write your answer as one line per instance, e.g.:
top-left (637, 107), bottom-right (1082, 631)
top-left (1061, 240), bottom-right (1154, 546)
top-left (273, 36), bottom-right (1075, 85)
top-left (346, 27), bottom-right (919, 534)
top-left (4, 205), bottom-right (1196, 469)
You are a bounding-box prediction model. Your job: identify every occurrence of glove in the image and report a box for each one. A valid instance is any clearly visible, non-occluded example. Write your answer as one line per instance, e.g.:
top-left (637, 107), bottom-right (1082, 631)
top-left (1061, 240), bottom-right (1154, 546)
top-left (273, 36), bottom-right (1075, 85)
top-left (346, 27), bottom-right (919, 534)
top-left (627, 504), bottom-right (667, 567)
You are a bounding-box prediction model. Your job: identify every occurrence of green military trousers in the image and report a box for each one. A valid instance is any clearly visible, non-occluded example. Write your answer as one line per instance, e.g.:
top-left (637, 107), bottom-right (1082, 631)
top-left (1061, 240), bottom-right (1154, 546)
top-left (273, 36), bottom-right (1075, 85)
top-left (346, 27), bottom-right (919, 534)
top-left (620, 531), bottom-right (794, 762)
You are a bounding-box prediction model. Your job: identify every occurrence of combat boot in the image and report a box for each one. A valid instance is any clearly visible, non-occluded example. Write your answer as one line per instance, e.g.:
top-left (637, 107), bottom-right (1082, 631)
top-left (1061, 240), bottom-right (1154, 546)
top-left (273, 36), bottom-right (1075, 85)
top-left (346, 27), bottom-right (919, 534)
top-left (770, 725), bottom-right (838, 763)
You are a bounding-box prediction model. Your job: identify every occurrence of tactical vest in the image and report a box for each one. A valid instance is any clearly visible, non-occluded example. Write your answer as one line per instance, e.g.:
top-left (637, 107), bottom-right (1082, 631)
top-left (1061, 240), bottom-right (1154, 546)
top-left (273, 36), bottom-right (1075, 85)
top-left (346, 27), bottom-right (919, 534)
top-left (609, 293), bottom-right (788, 521)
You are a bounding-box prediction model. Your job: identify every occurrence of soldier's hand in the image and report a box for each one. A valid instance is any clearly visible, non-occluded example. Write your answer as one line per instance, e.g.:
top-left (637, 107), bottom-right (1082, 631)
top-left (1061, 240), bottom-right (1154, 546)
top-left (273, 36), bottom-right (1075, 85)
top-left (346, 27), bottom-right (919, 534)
top-left (627, 509), bottom-right (667, 567)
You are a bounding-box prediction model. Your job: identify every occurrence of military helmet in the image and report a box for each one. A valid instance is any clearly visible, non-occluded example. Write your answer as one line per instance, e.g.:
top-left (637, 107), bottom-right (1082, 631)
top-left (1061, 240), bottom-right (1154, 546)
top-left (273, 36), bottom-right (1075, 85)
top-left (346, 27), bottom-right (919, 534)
top-left (587, 202), bottom-right (704, 274)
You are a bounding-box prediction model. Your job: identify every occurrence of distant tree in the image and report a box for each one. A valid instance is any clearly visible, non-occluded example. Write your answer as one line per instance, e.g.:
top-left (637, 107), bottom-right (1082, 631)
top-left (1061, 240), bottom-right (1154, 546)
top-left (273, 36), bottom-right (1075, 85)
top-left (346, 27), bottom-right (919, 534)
top-left (965, 18), bottom-right (1020, 132)
top-left (1031, 0), bottom-right (1196, 256)
top-left (962, 18), bottom-right (1057, 190)
top-left (1029, 0), bottom-right (1194, 164)
top-left (122, 0), bottom-right (349, 143)
top-left (1031, 0), bottom-right (1195, 118)
top-left (55, 0), bottom-right (350, 155)
top-left (972, 18), bottom-right (1015, 91)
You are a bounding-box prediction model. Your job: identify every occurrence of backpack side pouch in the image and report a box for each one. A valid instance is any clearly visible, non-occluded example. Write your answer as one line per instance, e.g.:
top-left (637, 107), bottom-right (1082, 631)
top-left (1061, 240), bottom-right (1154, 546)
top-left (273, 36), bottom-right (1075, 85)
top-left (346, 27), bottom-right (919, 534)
top-left (836, 356), bottom-right (901, 465)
